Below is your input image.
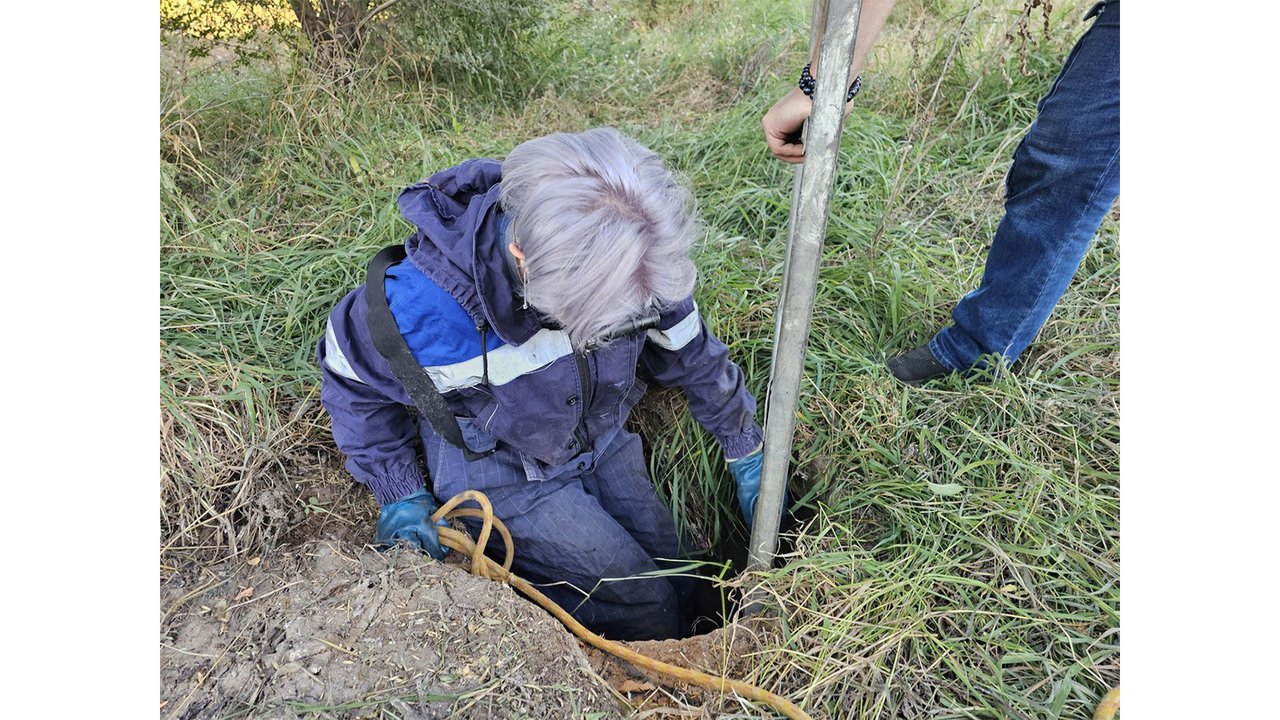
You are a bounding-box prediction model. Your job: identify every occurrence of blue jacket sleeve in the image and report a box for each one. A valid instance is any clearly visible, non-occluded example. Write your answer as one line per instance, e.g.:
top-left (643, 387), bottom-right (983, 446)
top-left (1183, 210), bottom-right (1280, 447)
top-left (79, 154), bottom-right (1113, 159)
top-left (638, 296), bottom-right (763, 460)
top-left (317, 285), bottom-right (426, 506)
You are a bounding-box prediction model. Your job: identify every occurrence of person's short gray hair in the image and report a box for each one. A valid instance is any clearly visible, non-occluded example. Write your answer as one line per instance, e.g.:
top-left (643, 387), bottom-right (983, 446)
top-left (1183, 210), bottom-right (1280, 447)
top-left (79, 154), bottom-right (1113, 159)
top-left (500, 127), bottom-right (699, 351)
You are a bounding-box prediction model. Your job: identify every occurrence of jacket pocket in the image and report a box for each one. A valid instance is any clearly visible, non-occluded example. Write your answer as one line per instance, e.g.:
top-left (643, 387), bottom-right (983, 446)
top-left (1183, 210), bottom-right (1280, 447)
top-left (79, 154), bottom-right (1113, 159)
top-left (457, 415), bottom-right (499, 454)
top-left (616, 377), bottom-right (648, 422)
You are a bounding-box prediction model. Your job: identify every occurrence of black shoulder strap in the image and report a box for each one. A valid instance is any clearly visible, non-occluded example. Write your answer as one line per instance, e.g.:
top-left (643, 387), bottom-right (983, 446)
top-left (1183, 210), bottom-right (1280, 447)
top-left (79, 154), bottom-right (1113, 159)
top-left (364, 245), bottom-right (494, 461)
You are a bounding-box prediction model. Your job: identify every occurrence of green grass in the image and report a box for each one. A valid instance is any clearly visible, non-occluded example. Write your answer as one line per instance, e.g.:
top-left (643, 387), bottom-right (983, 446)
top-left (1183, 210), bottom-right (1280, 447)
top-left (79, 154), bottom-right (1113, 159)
top-left (161, 0), bottom-right (1119, 717)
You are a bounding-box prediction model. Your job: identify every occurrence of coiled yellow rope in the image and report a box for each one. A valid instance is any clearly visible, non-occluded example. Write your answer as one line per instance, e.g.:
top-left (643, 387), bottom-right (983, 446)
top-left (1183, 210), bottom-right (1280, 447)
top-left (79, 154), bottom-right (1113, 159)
top-left (430, 490), bottom-right (812, 720)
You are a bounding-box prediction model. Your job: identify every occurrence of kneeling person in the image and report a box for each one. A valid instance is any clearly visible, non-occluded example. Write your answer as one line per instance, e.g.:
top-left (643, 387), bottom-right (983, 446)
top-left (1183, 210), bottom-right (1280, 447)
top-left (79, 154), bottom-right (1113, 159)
top-left (317, 128), bottom-right (765, 641)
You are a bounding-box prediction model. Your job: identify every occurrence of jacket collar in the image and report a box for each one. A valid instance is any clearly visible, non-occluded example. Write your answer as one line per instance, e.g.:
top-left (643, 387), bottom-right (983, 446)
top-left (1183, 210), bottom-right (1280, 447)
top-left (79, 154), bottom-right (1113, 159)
top-left (396, 159), bottom-right (542, 345)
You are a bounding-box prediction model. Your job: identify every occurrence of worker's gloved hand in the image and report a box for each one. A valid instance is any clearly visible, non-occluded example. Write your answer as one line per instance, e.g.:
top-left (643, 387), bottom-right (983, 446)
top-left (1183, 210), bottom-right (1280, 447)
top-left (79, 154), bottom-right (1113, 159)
top-left (374, 489), bottom-right (449, 560)
top-left (727, 449), bottom-right (765, 528)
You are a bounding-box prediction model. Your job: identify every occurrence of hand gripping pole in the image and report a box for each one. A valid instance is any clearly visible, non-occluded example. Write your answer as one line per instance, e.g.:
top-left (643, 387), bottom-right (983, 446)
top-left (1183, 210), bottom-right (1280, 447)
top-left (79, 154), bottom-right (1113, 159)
top-left (749, 0), bottom-right (865, 571)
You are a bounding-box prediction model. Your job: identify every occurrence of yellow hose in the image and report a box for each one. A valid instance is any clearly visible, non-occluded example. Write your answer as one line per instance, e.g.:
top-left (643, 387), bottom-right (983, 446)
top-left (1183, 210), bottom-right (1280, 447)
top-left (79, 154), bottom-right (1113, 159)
top-left (1093, 686), bottom-right (1120, 720)
top-left (431, 490), bottom-right (812, 720)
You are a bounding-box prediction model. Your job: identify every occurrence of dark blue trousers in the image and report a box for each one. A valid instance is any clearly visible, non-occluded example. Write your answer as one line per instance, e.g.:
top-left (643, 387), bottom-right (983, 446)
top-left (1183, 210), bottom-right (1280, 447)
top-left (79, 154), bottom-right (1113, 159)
top-left (424, 427), bottom-right (689, 640)
top-left (931, 0), bottom-right (1120, 370)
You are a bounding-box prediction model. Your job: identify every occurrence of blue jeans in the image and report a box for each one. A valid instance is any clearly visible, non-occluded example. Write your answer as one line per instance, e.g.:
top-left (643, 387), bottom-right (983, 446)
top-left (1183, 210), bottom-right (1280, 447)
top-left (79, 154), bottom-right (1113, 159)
top-left (930, 0), bottom-right (1120, 371)
top-left (424, 427), bottom-right (692, 640)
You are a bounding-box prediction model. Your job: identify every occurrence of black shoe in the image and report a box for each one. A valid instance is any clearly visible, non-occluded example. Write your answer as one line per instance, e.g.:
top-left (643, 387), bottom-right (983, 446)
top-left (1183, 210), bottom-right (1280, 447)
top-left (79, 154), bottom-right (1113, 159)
top-left (887, 343), bottom-right (952, 386)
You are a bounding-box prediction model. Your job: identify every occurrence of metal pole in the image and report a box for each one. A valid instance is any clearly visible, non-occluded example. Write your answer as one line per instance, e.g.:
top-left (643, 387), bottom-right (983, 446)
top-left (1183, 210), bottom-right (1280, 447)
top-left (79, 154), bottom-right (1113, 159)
top-left (748, 0), bottom-right (863, 571)
top-left (775, 0), bottom-right (827, 323)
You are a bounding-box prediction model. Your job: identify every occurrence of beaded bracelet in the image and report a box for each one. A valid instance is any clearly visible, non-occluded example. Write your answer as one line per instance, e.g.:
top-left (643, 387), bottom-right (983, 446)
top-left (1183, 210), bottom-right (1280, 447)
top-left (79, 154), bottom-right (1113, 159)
top-left (798, 62), bottom-right (862, 103)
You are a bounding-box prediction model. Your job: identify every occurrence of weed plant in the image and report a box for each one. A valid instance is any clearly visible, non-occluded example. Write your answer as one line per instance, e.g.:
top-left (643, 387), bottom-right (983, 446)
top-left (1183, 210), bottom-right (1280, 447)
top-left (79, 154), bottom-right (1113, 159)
top-left (161, 0), bottom-right (1118, 717)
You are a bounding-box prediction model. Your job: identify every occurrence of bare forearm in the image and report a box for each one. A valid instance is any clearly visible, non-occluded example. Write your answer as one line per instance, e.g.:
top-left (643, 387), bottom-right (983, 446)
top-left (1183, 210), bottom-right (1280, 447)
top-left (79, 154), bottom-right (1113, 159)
top-left (810, 0), bottom-right (898, 85)
top-left (761, 0), bottom-right (900, 163)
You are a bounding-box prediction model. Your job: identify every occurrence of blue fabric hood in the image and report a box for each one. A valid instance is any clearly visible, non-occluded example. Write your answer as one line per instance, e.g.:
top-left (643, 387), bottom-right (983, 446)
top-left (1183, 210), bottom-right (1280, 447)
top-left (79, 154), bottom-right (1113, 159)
top-left (396, 158), bottom-right (542, 345)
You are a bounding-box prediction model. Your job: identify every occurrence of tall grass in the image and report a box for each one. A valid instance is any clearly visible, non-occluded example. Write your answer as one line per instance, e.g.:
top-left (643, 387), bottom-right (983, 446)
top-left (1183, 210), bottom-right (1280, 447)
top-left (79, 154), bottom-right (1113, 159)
top-left (161, 0), bottom-right (1119, 716)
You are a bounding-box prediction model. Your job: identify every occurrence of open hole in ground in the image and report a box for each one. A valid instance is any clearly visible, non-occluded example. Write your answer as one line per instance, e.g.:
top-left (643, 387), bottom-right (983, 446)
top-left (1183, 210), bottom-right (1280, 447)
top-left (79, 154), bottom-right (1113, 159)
top-left (578, 496), bottom-right (820, 715)
top-left (681, 496), bottom-right (819, 637)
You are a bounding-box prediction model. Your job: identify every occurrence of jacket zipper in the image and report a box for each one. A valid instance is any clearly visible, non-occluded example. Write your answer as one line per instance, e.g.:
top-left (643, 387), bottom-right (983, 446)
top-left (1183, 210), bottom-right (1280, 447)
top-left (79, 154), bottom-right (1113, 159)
top-left (477, 321), bottom-right (491, 384)
top-left (574, 351), bottom-right (593, 452)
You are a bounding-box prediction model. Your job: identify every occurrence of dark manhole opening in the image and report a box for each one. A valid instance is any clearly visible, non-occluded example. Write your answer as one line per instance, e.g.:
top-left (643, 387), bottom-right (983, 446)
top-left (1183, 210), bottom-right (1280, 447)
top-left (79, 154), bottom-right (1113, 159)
top-left (681, 499), bottom-right (817, 638)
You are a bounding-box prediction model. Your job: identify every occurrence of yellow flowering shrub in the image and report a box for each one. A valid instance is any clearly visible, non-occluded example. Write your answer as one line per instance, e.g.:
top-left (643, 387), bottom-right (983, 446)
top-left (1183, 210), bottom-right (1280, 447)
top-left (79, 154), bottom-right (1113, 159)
top-left (160, 0), bottom-right (298, 41)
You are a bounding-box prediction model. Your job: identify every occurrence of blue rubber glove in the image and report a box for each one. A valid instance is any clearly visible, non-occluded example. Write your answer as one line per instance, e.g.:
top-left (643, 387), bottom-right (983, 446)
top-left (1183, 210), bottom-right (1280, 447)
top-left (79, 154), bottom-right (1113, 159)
top-left (727, 449), bottom-right (764, 528)
top-left (374, 489), bottom-right (449, 560)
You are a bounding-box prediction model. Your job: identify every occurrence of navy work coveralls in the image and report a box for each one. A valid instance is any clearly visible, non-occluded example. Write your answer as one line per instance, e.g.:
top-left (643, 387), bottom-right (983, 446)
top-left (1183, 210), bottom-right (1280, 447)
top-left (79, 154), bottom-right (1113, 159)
top-left (317, 159), bottom-right (763, 640)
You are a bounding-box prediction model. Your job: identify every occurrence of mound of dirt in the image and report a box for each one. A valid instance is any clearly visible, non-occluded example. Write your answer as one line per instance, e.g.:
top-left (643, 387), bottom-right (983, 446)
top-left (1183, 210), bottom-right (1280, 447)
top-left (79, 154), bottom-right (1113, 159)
top-left (160, 541), bottom-right (621, 719)
top-left (584, 621), bottom-right (768, 717)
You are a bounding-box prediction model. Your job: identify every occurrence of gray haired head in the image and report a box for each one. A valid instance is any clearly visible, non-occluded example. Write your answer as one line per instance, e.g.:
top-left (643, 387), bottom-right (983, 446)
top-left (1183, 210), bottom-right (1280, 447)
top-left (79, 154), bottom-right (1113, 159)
top-left (500, 127), bottom-right (699, 351)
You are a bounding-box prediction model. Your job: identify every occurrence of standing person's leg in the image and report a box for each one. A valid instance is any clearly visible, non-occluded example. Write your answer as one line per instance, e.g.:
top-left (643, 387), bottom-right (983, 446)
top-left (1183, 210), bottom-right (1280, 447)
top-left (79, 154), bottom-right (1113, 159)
top-left (424, 434), bottom-right (683, 641)
top-left (889, 0), bottom-right (1120, 384)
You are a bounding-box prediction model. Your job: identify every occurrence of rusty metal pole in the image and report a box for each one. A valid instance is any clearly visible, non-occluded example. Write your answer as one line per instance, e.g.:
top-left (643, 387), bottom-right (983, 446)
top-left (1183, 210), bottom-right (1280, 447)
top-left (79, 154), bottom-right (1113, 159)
top-left (748, 0), bottom-right (863, 571)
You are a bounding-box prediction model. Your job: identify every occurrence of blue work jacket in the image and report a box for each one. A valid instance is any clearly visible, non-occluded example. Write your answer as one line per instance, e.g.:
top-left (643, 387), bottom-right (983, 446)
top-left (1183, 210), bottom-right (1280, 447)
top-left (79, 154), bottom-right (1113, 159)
top-left (317, 159), bottom-right (763, 506)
